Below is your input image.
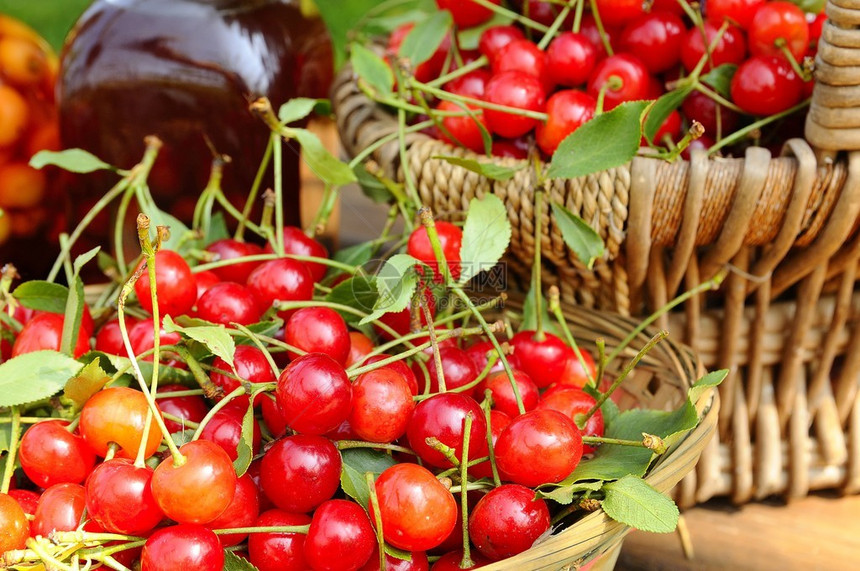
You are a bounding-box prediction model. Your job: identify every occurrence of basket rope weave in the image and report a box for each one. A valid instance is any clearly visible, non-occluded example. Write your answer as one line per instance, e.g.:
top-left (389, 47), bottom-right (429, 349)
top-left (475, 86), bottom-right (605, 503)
top-left (332, 0), bottom-right (860, 504)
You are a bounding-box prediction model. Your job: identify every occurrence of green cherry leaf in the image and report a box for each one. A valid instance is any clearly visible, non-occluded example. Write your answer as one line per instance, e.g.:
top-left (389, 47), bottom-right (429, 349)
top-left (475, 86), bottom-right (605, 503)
top-left (0, 351), bottom-right (84, 408)
top-left (458, 194), bottom-right (511, 285)
top-left (701, 64), bottom-right (738, 100)
top-left (223, 549), bottom-right (261, 571)
top-left (30, 149), bottom-right (116, 174)
top-left (433, 156), bottom-right (525, 181)
top-left (289, 128), bottom-right (357, 186)
top-left (63, 357), bottom-right (110, 410)
top-left (340, 448), bottom-right (397, 508)
top-left (12, 280), bottom-right (69, 314)
top-left (163, 316), bottom-right (236, 367)
top-left (278, 98), bottom-right (322, 125)
top-left (602, 475), bottom-right (680, 533)
top-left (351, 43), bottom-right (394, 96)
top-left (398, 10), bottom-right (452, 67)
top-left (359, 254), bottom-right (420, 325)
top-left (547, 100), bottom-right (649, 179)
top-left (550, 202), bottom-right (605, 269)
top-left (644, 86), bottom-right (693, 144)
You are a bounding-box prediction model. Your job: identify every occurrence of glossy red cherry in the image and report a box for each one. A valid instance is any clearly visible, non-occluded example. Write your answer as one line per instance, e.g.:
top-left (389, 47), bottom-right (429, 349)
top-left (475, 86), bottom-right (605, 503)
top-left (198, 402), bottom-right (262, 460)
top-left (265, 226), bottom-right (330, 283)
top-left (260, 434), bottom-right (342, 513)
top-left (363, 354), bottom-right (420, 395)
top-left (436, 100), bottom-right (488, 154)
top-left (157, 383), bottom-right (209, 433)
top-left (0, 493), bottom-right (29, 553)
top-left (706, 0), bottom-right (766, 29)
top-left (681, 90), bottom-right (739, 138)
top-left (284, 307), bottom-right (351, 365)
top-left (140, 524), bottom-right (224, 571)
top-left (94, 316), bottom-right (137, 356)
top-left (12, 311), bottom-right (89, 358)
top-left (261, 393), bottom-right (288, 438)
top-left (407, 221), bottom-right (463, 283)
top-left (346, 331), bottom-right (375, 367)
top-left (350, 368), bottom-right (415, 443)
top-left (444, 69), bottom-right (491, 99)
top-left (483, 71), bottom-right (546, 139)
top-left (134, 249), bottom-right (197, 318)
top-left (492, 39), bottom-right (549, 91)
top-left (276, 352), bottom-right (352, 435)
top-left (246, 258), bottom-right (314, 320)
top-left (618, 12), bottom-right (685, 74)
top-left (19, 420), bottom-right (96, 488)
top-left (468, 484), bottom-right (551, 560)
top-left (205, 238), bottom-right (264, 284)
top-left (478, 25), bottom-right (525, 63)
top-left (206, 474), bottom-right (260, 546)
top-left (748, 1), bottom-right (809, 61)
top-left (430, 550), bottom-right (490, 570)
top-left (495, 409), bottom-right (584, 486)
top-left (128, 318), bottom-right (183, 364)
top-left (546, 32), bottom-right (598, 88)
top-left (680, 21), bottom-right (747, 73)
top-left (556, 348), bottom-right (598, 389)
top-left (536, 89), bottom-right (596, 155)
top-left (538, 387), bottom-right (605, 454)
top-left (304, 500), bottom-right (376, 571)
top-left (509, 330), bottom-right (574, 389)
top-left (32, 483), bottom-right (87, 536)
top-left (371, 463), bottom-right (458, 552)
top-left (84, 458), bottom-right (163, 534)
top-left (465, 339), bottom-right (520, 374)
top-left (436, 0), bottom-right (500, 28)
top-left (7, 489), bottom-right (39, 516)
top-left (359, 547), bottom-right (430, 570)
top-left (196, 281), bottom-right (263, 326)
top-left (210, 344), bottom-right (276, 407)
top-left (730, 54), bottom-right (804, 115)
top-left (480, 370), bottom-right (540, 418)
top-left (248, 510), bottom-right (312, 571)
top-left (586, 53), bottom-right (651, 111)
top-left (592, 0), bottom-right (644, 28)
top-left (414, 346), bottom-right (479, 396)
top-left (79, 386), bottom-right (163, 460)
top-left (194, 270), bottom-right (221, 301)
top-left (470, 409), bottom-right (511, 480)
top-left (151, 440), bottom-right (237, 524)
top-left (407, 392), bottom-right (489, 469)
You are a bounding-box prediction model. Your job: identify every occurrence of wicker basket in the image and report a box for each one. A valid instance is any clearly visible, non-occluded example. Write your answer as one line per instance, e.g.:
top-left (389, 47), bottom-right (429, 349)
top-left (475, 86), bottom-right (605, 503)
top-left (481, 304), bottom-right (717, 570)
top-left (332, 2), bottom-right (860, 504)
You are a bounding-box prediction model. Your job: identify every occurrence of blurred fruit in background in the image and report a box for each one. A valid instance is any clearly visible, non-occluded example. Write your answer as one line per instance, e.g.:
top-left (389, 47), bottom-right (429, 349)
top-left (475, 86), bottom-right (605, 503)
top-left (0, 14), bottom-right (64, 278)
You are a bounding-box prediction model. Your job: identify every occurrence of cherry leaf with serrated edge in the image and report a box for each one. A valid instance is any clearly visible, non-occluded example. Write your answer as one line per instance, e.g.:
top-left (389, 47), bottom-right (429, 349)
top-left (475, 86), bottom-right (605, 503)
top-left (163, 315), bottom-right (235, 368)
top-left (458, 194), bottom-right (511, 285)
top-left (288, 127), bottom-right (357, 186)
top-left (12, 280), bottom-right (69, 314)
top-left (340, 448), bottom-right (397, 508)
top-left (701, 64), bottom-right (738, 100)
top-left (398, 10), bottom-right (452, 67)
top-left (536, 480), bottom-right (603, 505)
top-left (0, 351), bottom-right (84, 408)
top-left (30, 149), bottom-right (116, 173)
top-left (64, 357), bottom-right (110, 409)
top-left (433, 156), bottom-right (525, 181)
top-left (359, 254), bottom-right (420, 325)
top-left (351, 43), bottom-right (394, 96)
top-left (233, 400), bottom-right (256, 476)
top-left (325, 274), bottom-right (379, 324)
top-left (223, 549), bottom-right (261, 571)
top-left (547, 100), bottom-right (649, 179)
top-left (644, 85), bottom-right (693, 143)
top-left (550, 202), bottom-right (604, 269)
top-left (601, 475), bottom-right (679, 533)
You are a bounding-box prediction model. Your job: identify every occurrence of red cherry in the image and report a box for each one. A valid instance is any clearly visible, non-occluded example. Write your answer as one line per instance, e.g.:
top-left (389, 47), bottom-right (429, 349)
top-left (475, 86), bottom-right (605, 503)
top-left (7, 489), bottom-right (40, 516)
top-left (444, 69), bottom-right (491, 100)
top-left (586, 53), bottom-right (651, 111)
top-left (157, 383), bottom-right (209, 433)
top-left (538, 387), bottom-right (605, 454)
top-left (346, 331), bottom-right (375, 367)
top-left (210, 344), bottom-right (276, 407)
top-left (284, 307), bottom-right (351, 365)
top-left (198, 402), bottom-right (262, 460)
top-left (413, 346), bottom-right (479, 396)
top-left (19, 420), bottom-right (96, 488)
top-left (12, 311), bottom-right (89, 358)
top-left (261, 393), bottom-right (288, 438)
top-left (206, 474), bottom-right (260, 546)
top-left (730, 54), bottom-right (804, 115)
top-left (140, 524), bottom-right (224, 571)
top-left (495, 409), bottom-right (584, 486)
top-left (260, 434), bottom-right (342, 513)
top-left (436, 100), bottom-right (488, 154)
top-left (406, 393), bottom-right (489, 469)
top-left (407, 221), bottom-right (463, 282)
top-left (483, 71), bottom-right (546, 139)
top-left (681, 90), bottom-right (739, 138)
top-left (492, 39), bottom-right (550, 91)
top-left (79, 386), bottom-right (163, 460)
top-left (478, 26), bottom-right (525, 63)
top-left (362, 354), bottom-right (420, 395)
top-left (436, 0), bottom-right (500, 28)
top-left (246, 258), bottom-right (314, 320)
top-left (748, 1), bottom-right (809, 61)
top-left (128, 318), bottom-right (183, 365)
top-left (304, 500), bottom-right (376, 571)
top-left (468, 484), bottom-right (551, 560)
top-left (430, 550), bottom-right (490, 570)
top-left (556, 348), bottom-right (598, 389)
top-left (276, 352), bottom-right (352, 435)
top-left (205, 238), bottom-right (264, 284)
top-left (32, 483), bottom-right (87, 536)
top-left (95, 316), bottom-right (138, 356)
top-left (84, 459), bottom-right (163, 535)
top-left (706, 0), bottom-right (766, 30)
top-left (134, 249), bottom-right (197, 318)
top-left (359, 546), bottom-right (430, 570)
top-left (350, 368), bottom-right (415, 443)
top-left (371, 463), bottom-right (458, 552)
top-left (579, 14), bottom-right (619, 60)
top-left (592, 0), bottom-right (644, 28)
top-left (193, 269), bottom-right (221, 301)
top-left (646, 109), bottom-right (683, 147)
top-left (0, 493), bottom-right (29, 553)
top-left (618, 12), bottom-right (686, 74)
top-left (196, 282), bottom-right (263, 326)
top-left (536, 89), bottom-right (596, 155)
top-left (265, 227), bottom-right (329, 283)
top-left (151, 440), bottom-right (237, 524)
top-left (680, 22), bottom-right (748, 73)
top-left (248, 510), bottom-right (312, 571)
top-left (509, 330), bottom-right (574, 388)
top-left (470, 409), bottom-right (511, 479)
top-left (546, 32), bottom-right (598, 88)
top-left (480, 369), bottom-right (540, 418)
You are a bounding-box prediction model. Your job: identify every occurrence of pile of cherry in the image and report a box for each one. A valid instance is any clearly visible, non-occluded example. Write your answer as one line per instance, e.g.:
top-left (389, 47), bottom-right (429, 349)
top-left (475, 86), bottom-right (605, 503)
top-left (0, 221), bottom-right (608, 571)
top-left (407, 0), bottom-right (825, 157)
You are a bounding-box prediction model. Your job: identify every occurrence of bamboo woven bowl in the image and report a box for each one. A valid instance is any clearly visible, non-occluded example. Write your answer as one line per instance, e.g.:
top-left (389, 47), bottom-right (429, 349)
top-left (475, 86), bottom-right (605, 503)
top-left (482, 304), bottom-right (717, 570)
top-left (332, 1), bottom-right (860, 504)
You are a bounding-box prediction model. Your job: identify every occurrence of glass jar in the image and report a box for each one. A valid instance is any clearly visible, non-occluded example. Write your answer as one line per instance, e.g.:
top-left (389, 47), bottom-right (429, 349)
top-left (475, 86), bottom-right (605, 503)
top-left (58, 0), bottom-right (332, 248)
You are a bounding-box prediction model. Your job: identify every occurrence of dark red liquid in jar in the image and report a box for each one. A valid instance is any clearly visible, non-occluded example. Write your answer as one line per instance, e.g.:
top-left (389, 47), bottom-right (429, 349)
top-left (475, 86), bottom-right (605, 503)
top-left (59, 0), bottom-right (332, 237)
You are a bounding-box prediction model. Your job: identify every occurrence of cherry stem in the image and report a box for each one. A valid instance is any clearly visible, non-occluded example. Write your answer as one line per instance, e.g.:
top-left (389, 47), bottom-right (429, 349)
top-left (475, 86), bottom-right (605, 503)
top-left (191, 157), bottom-right (226, 239)
top-left (397, 105), bottom-right (424, 209)
top-left (707, 98), bottom-right (811, 156)
top-left (25, 538), bottom-right (73, 571)
top-left (537, 0), bottom-right (577, 50)
top-left (176, 346), bottom-right (222, 400)
top-left (348, 120), bottom-right (435, 169)
top-left (161, 412), bottom-right (200, 430)
top-left (453, 288), bottom-right (526, 415)
top-left (366, 471), bottom-right (387, 571)
top-left (588, 0), bottom-right (613, 56)
top-left (533, 190), bottom-right (546, 342)
top-left (0, 406), bottom-right (20, 494)
top-left (104, 442), bottom-right (119, 462)
top-left (415, 351), bottom-right (499, 402)
top-left (581, 331), bottom-right (668, 426)
top-left (418, 208), bottom-right (454, 286)
top-left (415, 82), bottom-right (549, 122)
top-left (427, 56), bottom-right (489, 88)
top-left (435, 455), bottom-right (491, 479)
top-left (459, 413), bottom-right (474, 569)
top-left (236, 133), bottom-right (274, 240)
top-left (481, 391), bottom-right (502, 486)
top-left (547, 286), bottom-right (596, 387)
top-left (230, 323), bottom-right (282, 380)
top-left (693, 83), bottom-right (744, 114)
top-left (192, 386), bottom-right (247, 441)
top-left (154, 389), bottom-right (205, 398)
top-left (211, 525), bottom-right (310, 535)
top-left (470, 0), bottom-right (549, 32)
top-left (52, 531), bottom-right (144, 544)
top-left (580, 434), bottom-right (664, 451)
top-left (572, 0), bottom-right (584, 33)
top-left (420, 294), bottom-right (447, 392)
top-left (335, 441), bottom-right (417, 456)
top-left (432, 294), bottom-right (507, 328)
top-left (427, 437), bottom-right (460, 468)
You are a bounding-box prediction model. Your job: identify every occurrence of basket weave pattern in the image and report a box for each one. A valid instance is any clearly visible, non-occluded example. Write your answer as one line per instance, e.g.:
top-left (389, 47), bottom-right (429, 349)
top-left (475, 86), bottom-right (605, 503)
top-left (332, 0), bottom-right (860, 504)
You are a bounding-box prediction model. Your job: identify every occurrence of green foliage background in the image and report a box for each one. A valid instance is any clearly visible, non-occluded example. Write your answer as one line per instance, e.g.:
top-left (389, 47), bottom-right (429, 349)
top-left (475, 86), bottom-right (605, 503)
top-left (0, 0), bottom-right (92, 51)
